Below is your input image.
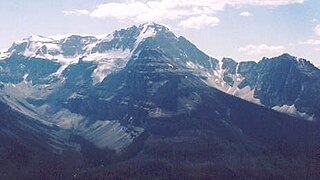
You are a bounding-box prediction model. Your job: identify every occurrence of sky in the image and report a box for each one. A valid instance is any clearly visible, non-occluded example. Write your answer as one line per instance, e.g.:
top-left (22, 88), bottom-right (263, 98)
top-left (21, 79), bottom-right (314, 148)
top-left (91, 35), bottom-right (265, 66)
top-left (0, 0), bottom-right (320, 65)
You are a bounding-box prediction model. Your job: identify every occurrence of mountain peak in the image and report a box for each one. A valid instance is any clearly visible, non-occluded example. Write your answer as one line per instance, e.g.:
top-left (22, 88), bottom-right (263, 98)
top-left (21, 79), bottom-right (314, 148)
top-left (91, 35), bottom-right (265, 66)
top-left (26, 35), bottom-right (54, 42)
top-left (278, 53), bottom-right (296, 59)
top-left (260, 53), bottom-right (297, 63)
top-left (269, 53), bottom-right (319, 72)
top-left (137, 22), bottom-right (172, 36)
top-left (139, 22), bottom-right (169, 30)
top-left (222, 57), bottom-right (237, 63)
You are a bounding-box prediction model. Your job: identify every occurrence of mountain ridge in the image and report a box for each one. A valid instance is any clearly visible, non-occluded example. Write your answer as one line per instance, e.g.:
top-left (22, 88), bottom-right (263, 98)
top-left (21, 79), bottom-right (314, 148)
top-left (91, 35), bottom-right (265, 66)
top-left (0, 23), bottom-right (320, 179)
top-left (1, 23), bottom-right (320, 121)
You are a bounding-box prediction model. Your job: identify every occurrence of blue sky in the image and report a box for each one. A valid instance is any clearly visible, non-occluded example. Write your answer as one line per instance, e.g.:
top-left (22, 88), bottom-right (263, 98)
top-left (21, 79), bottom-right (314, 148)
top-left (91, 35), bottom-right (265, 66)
top-left (0, 0), bottom-right (320, 65)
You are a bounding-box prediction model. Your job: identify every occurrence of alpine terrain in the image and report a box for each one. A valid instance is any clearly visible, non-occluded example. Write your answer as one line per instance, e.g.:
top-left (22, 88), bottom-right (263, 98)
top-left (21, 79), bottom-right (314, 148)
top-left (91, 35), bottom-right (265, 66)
top-left (0, 23), bottom-right (319, 179)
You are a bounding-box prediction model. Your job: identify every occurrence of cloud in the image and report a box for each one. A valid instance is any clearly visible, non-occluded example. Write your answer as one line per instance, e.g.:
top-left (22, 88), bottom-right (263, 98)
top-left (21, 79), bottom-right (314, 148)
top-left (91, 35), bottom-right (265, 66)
top-left (232, 0), bottom-right (304, 6)
top-left (299, 39), bottom-right (320, 45)
top-left (179, 15), bottom-right (220, 29)
top-left (84, 0), bottom-right (304, 22)
top-left (89, 1), bottom-right (205, 22)
top-left (239, 44), bottom-right (286, 56)
top-left (314, 24), bottom-right (320, 36)
top-left (239, 11), bottom-right (253, 17)
top-left (314, 48), bottom-right (320, 51)
top-left (90, 2), bottom-right (148, 20)
top-left (62, 0), bottom-right (304, 30)
top-left (63, 9), bottom-right (89, 16)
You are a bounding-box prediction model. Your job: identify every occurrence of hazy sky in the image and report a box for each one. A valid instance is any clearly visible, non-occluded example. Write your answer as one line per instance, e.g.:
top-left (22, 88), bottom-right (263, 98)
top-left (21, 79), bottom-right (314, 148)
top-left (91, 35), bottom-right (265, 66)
top-left (1, 0), bottom-right (320, 65)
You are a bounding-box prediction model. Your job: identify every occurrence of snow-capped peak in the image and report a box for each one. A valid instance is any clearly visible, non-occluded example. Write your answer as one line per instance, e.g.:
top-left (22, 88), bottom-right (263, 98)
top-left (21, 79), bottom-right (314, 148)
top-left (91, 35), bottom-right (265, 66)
top-left (4, 23), bottom-right (175, 81)
top-left (26, 35), bottom-right (55, 42)
top-left (48, 33), bottom-right (107, 41)
top-left (135, 23), bottom-right (158, 46)
top-left (139, 22), bottom-right (170, 32)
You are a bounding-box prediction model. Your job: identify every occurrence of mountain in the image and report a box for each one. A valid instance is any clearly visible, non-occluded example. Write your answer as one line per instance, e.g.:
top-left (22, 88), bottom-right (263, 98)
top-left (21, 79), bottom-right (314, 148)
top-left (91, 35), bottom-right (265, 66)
top-left (0, 22), bottom-right (220, 150)
top-left (0, 23), bottom-right (319, 179)
top-left (69, 47), bottom-right (320, 179)
top-left (3, 24), bottom-right (320, 122)
top-left (210, 54), bottom-right (320, 121)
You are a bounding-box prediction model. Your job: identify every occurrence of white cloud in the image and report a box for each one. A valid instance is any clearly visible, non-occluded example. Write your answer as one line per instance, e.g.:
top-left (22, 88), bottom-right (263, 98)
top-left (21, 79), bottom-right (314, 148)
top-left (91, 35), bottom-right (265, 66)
top-left (239, 44), bottom-right (286, 56)
top-left (63, 9), bottom-right (90, 16)
top-left (90, 2), bottom-right (148, 20)
top-left (314, 24), bottom-right (320, 36)
top-left (314, 48), bottom-right (320, 51)
top-left (232, 0), bottom-right (304, 6)
top-left (299, 39), bottom-right (320, 45)
top-left (80, 0), bottom-right (304, 23)
top-left (179, 15), bottom-right (220, 29)
top-left (240, 11), bottom-right (253, 17)
top-left (89, 1), bottom-right (206, 22)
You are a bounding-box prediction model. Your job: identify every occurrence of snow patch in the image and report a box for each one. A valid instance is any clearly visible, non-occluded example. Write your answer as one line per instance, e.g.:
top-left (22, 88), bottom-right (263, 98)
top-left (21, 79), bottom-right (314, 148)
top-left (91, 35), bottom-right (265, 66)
top-left (83, 49), bottom-right (132, 84)
top-left (48, 34), bottom-right (71, 41)
top-left (49, 33), bottom-right (108, 41)
top-left (6, 24), bottom-right (161, 83)
top-left (205, 60), bottom-right (261, 105)
top-left (49, 55), bottom-right (81, 76)
top-left (8, 33), bottom-right (137, 81)
top-left (99, 33), bottom-right (114, 42)
top-left (13, 40), bottom-right (26, 45)
top-left (45, 43), bottom-right (60, 51)
top-left (23, 42), bottom-right (43, 57)
top-left (186, 61), bottom-right (197, 69)
top-left (23, 74), bottom-right (29, 82)
top-left (135, 24), bottom-right (157, 45)
top-left (0, 50), bottom-right (9, 60)
top-left (27, 35), bottom-right (54, 42)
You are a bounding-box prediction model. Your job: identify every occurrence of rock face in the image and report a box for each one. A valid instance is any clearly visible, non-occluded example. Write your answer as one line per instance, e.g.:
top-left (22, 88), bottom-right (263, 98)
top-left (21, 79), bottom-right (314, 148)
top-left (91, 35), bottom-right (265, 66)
top-left (212, 54), bottom-right (320, 121)
top-left (0, 23), bottom-right (319, 179)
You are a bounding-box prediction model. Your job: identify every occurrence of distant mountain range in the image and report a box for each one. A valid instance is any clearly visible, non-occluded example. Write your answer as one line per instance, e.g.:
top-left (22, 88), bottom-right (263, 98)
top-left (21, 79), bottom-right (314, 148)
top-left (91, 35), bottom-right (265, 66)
top-left (0, 23), bottom-right (319, 179)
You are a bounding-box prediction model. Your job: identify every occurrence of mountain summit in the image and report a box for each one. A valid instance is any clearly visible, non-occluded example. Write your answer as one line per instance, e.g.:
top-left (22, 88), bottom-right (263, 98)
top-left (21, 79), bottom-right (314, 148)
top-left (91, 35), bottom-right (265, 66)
top-left (0, 23), bottom-right (319, 179)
